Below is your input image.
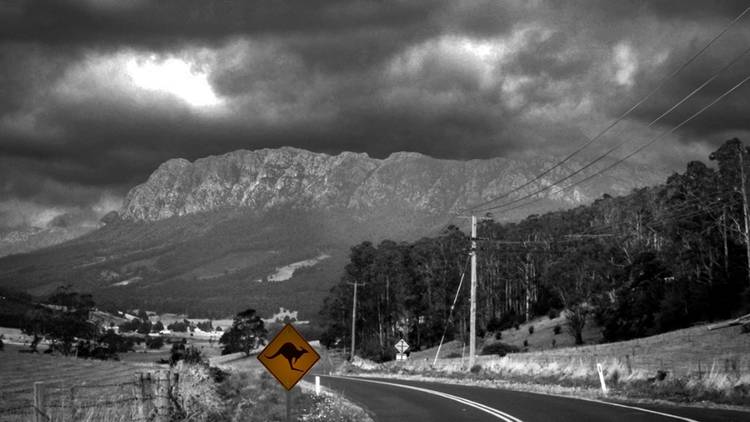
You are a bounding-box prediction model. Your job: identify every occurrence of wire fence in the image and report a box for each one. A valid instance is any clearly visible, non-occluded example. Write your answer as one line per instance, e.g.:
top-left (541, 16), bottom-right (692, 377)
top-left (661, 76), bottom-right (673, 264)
top-left (0, 369), bottom-right (193, 422)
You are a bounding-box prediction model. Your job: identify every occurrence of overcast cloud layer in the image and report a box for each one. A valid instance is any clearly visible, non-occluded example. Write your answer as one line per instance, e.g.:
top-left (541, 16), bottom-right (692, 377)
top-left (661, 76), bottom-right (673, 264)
top-left (1, 0), bottom-right (749, 230)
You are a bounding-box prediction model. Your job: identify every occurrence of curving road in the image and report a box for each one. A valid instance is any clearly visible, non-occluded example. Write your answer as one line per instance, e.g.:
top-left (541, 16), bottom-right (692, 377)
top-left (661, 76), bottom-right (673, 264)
top-left (316, 375), bottom-right (748, 422)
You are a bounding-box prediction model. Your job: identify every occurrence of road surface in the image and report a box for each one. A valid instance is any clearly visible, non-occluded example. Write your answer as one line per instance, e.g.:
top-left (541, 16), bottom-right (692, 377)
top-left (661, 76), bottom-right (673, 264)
top-left (317, 375), bottom-right (749, 422)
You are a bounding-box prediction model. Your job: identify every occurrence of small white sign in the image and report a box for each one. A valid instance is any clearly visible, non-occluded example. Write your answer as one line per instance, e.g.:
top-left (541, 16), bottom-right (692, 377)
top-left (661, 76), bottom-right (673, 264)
top-left (394, 339), bottom-right (409, 353)
top-left (396, 353), bottom-right (408, 361)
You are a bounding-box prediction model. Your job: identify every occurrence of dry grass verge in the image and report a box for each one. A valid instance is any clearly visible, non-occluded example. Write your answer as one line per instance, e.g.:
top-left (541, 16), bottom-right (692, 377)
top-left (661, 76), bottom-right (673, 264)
top-left (215, 368), bottom-right (372, 422)
top-left (337, 323), bottom-right (750, 408)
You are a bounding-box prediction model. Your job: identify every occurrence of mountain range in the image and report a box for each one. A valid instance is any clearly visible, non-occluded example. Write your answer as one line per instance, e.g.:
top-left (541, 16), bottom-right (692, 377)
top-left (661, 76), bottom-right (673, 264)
top-left (0, 147), bottom-right (665, 320)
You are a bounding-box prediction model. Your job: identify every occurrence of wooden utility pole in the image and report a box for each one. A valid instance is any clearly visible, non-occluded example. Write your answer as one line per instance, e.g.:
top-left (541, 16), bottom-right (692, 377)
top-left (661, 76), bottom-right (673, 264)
top-left (469, 215), bottom-right (477, 368)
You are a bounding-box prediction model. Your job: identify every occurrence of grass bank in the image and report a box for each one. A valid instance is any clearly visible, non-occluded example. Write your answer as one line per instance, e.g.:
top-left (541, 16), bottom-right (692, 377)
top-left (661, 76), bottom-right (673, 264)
top-left (340, 321), bottom-right (750, 408)
top-left (215, 349), bottom-right (373, 422)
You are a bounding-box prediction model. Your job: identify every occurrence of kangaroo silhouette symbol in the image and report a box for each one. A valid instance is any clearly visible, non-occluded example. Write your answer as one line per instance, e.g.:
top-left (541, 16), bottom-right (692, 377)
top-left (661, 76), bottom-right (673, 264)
top-left (264, 342), bottom-right (309, 372)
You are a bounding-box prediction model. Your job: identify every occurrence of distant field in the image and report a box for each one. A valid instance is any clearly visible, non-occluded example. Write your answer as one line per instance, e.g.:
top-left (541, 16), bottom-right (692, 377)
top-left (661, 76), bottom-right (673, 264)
top-left (0, 326), bottom-right (224, 364)
top-left (0, 344), bottom-right (162, 421)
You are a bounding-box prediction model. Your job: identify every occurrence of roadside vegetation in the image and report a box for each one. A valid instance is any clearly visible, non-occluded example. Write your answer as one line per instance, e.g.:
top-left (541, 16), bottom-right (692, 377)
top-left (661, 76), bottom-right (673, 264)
top-left (214, 368), bottom-right (372, 422)
top-left (0, 296), bottom-right (370, 421)
top-left (338, 320), bottom-right (750, 406)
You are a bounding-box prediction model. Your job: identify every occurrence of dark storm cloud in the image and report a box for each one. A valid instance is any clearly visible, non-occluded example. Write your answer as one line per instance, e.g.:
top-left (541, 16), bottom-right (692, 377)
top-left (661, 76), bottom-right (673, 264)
top-left (1, 0), bottom-right (750, 229)
top-left (0, 0), bottom-right (445, 50)
top-left (605, 23), bottom-right (750, 140)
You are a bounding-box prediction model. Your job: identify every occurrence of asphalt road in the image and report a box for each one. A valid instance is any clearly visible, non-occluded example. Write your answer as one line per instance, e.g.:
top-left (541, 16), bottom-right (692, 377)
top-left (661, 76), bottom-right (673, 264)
top-left (317, 376), bottom-right (749, 422)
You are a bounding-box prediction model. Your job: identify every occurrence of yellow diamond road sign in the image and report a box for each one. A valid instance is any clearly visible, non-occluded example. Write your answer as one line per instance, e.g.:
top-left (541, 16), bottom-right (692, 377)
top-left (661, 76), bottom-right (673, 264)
top-left (258, 323), bottom-right (320, 390)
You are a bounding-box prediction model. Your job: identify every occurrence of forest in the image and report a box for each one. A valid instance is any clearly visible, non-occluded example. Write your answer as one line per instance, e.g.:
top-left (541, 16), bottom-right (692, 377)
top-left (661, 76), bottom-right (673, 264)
top-left (319, 138), bottom-right (750, 361)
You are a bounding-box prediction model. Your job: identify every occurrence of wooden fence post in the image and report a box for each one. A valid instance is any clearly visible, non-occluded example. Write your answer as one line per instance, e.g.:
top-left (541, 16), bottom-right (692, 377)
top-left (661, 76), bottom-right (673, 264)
top-left (171, 372), bottom-right (180, 412)
top-left (69, 386), bottom-right (76, 422)
top-left (33, 382), bottom-right (48, 422)
top-left (154, 370), bottom-right (170, 422)
top-left (135, 372), bottom-right (154, 421)
top-left (625, 354), bottom-right (632, 375)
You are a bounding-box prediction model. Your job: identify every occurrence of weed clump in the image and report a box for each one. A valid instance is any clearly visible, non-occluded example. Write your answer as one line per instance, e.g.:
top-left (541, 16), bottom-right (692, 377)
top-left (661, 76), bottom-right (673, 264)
top-left (480, 342), bottom-right (520, 357)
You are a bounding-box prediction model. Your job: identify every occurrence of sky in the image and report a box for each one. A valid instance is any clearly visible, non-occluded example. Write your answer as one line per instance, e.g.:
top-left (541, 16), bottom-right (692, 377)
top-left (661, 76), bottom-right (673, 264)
top-left (1, 0), bottom-right (749, 231)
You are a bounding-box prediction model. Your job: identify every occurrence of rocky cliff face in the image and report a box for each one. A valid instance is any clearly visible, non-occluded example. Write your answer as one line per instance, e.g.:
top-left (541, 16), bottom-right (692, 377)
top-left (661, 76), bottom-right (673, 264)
top-left (121, 147), bottom-right (663, 222)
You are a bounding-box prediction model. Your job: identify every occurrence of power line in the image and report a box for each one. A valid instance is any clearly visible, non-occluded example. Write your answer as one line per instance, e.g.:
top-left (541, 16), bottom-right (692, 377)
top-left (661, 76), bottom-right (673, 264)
top-left (474, 46), bottom-right (750, 215)
top-left (461, 5), bottom-right (750, 215)
top-left (482, 72), bottom-right (750, 216)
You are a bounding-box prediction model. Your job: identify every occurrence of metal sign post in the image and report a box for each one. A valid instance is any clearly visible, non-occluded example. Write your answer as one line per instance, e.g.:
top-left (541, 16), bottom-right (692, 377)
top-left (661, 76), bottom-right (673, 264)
top-left (258, 323), bottom-right (321, 422)
top-left (286, 389), bottom-right (291, 422)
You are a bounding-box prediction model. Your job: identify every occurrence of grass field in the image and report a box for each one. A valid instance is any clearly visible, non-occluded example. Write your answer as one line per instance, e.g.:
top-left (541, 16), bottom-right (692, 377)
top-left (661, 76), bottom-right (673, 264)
top-left (0, 344), bottom-right (163, 421)
top-left (1, 340), bottom-right (370, 421)
top-left (369, 318), bottom-right (750, 406)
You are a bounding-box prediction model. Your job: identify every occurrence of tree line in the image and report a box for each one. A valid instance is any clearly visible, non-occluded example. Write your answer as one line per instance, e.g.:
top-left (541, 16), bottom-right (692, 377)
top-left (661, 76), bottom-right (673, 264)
top-left (319, 138), bottom-right (750, 361)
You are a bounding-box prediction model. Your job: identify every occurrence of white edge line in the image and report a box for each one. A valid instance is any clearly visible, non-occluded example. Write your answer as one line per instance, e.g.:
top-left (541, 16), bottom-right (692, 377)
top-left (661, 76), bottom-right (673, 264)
top-left (337, 375), bottom-right (701, 422)
top-left (325, 375), bottom-right (523, 422)
top-left (561, 395), bottom-right (700, 422)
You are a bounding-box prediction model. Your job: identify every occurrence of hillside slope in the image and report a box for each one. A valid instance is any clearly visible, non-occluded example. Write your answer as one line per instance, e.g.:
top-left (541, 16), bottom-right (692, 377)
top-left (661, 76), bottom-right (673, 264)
top-left (0, 148), bottom-right (663, 319)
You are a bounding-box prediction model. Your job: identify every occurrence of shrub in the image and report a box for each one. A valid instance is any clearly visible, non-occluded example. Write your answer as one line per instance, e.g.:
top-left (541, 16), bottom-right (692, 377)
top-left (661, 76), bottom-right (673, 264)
top-left (548, 308), bottom-right (560, 319)
top-left (0, 335), bottom-right (4, 351)
top-left (168, 321), bottom-right (189, 332)
top-left (146, 336), bottom-right (165, 349)
top-left (489, 311), bottom-right (525, 332)
top-left (470, 364), bottom-right (482, 374)
top-left (514, 324), bottom-right (520, 331)
top-left (486, 317), bottom-right (503, 333)
top-left (523, 339), bottom-right (528, 348)
top-left (98, 330), bottom-right (134, 353)
top-left (553, 325), bottom-right (562, 335)
top-left (494, 331), bottom-right (502, 340)
top-left (528, 325), bottom-right (534, 335)
top-left (183, 346), bottom-right (205, 365)
top-left (480, 342), bottom-right (520, 357)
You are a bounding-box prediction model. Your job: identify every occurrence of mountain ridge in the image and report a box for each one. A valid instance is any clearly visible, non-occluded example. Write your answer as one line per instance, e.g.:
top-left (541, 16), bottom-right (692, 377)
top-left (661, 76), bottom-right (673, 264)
top-left (120, 147), bottom-right (664, 223)
top-left (0, 147), bottom-right (666, 319)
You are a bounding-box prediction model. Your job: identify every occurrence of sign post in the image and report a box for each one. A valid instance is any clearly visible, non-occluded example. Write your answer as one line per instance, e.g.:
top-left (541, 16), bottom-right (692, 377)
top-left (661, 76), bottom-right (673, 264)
top-left (258, 323), bottom-right (321, 421)
top-left (286, 390), bottom-right (291, 422)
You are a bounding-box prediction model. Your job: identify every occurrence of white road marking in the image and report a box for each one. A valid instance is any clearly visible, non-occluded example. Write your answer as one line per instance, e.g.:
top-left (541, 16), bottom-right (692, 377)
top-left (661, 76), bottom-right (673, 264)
top-left (325, 375), bottom-right (523, 422)
top-left (558, 395), bottom-right (701, 422)
top-left (330, 375), bottom-right (703, 422)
